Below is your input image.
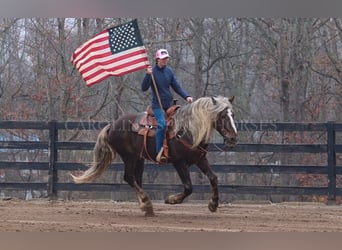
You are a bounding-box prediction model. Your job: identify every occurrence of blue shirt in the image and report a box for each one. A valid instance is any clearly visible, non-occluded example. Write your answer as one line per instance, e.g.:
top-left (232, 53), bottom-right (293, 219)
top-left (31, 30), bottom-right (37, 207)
top-left (141, 64), bottom-right (190, 110)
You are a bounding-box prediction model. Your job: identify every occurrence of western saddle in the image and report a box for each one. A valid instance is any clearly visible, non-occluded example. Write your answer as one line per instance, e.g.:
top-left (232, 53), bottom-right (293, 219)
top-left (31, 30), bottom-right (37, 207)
top-left (131, 104), bottom-right (180, 161)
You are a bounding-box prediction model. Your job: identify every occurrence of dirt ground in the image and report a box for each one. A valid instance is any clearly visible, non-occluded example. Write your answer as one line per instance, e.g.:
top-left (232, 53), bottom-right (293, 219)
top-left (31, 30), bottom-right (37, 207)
top-left (0, 199), bottom-right (342, 232)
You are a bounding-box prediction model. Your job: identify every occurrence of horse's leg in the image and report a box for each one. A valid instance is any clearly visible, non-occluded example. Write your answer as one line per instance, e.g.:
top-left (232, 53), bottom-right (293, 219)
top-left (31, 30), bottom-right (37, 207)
top-left (134, 158), bottom-right (144, 187)
top-left (165, 161), bottom-right (193, 204)
top-left (123, 157), bottom-right (154, 216)
top-left (196, 157), bottom-right (219, 212)
top-left (133, 158), bottom-right (152, 212)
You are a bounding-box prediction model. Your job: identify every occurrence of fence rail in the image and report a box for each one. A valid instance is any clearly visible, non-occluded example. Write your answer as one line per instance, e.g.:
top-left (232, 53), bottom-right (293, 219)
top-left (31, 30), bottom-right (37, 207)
top-left (0, 120), bottom-right (341, 203)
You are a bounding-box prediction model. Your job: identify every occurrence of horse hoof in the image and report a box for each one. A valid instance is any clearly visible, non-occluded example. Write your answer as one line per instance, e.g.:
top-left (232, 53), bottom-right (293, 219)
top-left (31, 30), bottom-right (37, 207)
top-left (165, 197), bottom-right (174, 204)
top-left (208, 201), bottom-right (218, 212)
top-left (165, 194), bottom-right (183, 204)
top-left (165, 196), bottom-right (176, 204)
top-left (141, 203), bottom-right (154, 216)
top-left (144, 210), bottom-right (155, 217)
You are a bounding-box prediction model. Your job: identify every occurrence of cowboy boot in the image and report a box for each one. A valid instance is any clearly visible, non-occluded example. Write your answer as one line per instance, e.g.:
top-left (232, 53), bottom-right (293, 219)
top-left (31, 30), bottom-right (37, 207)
top-left (156, 148), bottom-right (167, 164)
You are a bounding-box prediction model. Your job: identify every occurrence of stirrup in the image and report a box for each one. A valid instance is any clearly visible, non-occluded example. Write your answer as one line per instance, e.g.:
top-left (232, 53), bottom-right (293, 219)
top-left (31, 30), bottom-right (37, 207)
top-left (156, 148), bottom-right (167, 164)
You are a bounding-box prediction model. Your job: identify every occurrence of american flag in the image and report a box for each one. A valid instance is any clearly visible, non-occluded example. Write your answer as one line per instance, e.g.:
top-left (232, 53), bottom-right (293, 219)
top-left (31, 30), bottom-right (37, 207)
top-left (71, 19), bottom-right (149, 87)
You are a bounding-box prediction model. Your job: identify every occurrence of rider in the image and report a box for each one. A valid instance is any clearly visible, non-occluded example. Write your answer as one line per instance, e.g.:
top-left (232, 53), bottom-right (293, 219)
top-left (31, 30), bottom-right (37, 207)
top-left (141, 49), bottom-right (193, 163)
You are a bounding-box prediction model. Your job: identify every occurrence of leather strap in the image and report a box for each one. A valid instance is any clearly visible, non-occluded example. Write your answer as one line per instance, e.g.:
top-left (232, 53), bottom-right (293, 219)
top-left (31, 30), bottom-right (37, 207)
top-left (177, 137), bottom-right (208, 159)
top-left (142, 127), bottom-right (159, 163)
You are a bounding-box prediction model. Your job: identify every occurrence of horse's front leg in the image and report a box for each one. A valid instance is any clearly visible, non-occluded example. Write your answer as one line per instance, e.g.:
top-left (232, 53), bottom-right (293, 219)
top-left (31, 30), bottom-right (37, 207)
top-left (123, 158), bottom-right (154, 216)
top-left (196, 157), bottom-right (219, 212)
top-left (165, 161), bottom-right (192, 204)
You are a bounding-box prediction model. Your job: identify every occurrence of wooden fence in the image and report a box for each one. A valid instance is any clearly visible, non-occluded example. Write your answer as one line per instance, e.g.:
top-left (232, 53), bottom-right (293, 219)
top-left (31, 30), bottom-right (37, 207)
top-left (0, 120), bottom-right (341, 203)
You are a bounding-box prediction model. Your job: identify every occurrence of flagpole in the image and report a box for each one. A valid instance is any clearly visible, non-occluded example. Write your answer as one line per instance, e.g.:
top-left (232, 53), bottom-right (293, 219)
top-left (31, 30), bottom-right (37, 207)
top-left (149, 64), bottom-right (168, 158)
top-left (150, 67), bottom-right (164, 111)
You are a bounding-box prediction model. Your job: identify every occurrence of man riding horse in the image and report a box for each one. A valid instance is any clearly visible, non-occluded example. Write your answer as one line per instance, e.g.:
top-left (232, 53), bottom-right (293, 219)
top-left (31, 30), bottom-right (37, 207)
top-left (141, 49), bottom-right (193, 163)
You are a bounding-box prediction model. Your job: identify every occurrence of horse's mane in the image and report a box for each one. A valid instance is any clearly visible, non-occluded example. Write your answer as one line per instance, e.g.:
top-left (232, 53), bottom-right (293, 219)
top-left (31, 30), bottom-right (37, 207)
top-left (174, 96), bottom-right (232, 147)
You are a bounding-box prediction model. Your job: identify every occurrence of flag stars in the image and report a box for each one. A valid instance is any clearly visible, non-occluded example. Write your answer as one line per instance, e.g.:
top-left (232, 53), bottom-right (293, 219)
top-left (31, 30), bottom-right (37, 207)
top-left (108, 22), bottom-right (140, 53)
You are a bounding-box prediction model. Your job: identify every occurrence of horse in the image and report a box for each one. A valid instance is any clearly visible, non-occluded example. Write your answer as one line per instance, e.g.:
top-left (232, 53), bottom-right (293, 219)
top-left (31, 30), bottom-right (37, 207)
top-left (71, 95), bottom-right (238, 216)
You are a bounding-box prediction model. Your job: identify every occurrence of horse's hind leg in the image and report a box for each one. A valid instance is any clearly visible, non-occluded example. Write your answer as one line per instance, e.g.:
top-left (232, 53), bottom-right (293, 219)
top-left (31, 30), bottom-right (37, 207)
top-left (196, 157), bottom-right (219, 212)
top-left (165, 161), bottom-right (193, 204)
top-left (134, 158), bottom-right (144, 187)
top-left (135, 183), bottom-right (154, 216)
top-left (123, 158), bottom-right (154, 216)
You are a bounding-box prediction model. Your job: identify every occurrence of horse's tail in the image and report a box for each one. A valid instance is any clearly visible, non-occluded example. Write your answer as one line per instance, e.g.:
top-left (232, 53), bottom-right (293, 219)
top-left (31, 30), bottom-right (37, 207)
top-left (71, 124), bottom-right (115, 183)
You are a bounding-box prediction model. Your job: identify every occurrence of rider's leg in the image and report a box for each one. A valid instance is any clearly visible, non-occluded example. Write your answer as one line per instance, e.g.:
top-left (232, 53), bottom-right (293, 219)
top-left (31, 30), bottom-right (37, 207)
top-left (152, 108), bottom-right (167, 162)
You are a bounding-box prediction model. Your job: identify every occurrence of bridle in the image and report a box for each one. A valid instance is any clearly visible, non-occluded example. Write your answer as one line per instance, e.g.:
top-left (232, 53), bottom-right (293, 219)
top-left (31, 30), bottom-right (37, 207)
top-left (214, 107), bottom-right (238, 147)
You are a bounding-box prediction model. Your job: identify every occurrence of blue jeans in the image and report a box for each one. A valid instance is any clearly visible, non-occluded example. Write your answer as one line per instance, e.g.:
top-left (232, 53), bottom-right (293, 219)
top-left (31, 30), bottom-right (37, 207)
top-left (152, 108), bottom-right (166, 153)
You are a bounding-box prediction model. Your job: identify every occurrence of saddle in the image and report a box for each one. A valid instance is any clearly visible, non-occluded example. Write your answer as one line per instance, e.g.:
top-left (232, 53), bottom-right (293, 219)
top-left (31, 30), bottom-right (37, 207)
top-left (132, 104), bottom-right (180, 160)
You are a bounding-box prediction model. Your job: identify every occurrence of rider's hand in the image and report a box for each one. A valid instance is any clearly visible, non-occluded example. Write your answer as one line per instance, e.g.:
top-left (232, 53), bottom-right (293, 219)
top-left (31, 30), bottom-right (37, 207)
top-left (186, 96), bottom-right (193, 103)
top-left (146, 66), bottom-right (153, 75)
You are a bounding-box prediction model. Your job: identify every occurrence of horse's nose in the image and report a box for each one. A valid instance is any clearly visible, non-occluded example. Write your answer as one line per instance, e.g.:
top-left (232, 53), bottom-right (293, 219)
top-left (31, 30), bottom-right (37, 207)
top-left (230, 137), bottom-right (237, 143)
top-left (224, 136), bottom-right (237, 147)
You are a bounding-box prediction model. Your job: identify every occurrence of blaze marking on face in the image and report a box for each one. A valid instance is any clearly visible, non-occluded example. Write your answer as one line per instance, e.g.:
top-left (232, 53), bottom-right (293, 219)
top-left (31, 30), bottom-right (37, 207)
top-left (227, 108), bottom-right (237, 134)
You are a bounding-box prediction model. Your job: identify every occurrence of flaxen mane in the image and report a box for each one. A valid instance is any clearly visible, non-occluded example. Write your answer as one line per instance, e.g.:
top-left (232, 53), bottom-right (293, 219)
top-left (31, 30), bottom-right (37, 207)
top-left (174, 96), bottom-right (232, 147)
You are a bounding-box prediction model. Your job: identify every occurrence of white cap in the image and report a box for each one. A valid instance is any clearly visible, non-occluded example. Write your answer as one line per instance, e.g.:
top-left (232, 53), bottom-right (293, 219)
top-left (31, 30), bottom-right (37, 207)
top-left (155, 49), bottom-right (170, 59)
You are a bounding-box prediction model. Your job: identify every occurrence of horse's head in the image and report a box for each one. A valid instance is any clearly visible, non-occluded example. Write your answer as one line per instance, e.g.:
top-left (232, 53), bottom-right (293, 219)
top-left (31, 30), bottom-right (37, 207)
top-left (213, 96), bottom-right (238, 148)
top-left (174, 95), bottom-right (238, 148)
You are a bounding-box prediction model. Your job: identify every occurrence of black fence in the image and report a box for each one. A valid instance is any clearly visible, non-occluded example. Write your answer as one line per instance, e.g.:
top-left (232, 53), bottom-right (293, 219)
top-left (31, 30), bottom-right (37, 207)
top-left (0, 120), bottom-right (341, 203)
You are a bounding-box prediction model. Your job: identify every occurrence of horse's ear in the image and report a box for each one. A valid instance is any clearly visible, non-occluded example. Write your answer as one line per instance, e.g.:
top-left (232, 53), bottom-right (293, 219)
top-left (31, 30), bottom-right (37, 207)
top-left (229, 96), bottom-right (235, 103)
top-left (211, 96), bottom-right (217, 105)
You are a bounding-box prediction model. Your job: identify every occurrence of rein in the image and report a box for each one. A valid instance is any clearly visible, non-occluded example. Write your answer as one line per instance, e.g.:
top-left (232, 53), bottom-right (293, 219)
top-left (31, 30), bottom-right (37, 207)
top-left (211, 142), bottom-right (226, 152)
top-left (176, 134), bottom-right (208, 158)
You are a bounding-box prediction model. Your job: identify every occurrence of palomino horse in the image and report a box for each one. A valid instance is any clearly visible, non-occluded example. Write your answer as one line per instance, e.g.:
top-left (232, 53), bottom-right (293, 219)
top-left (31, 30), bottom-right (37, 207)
top-left (71, 96), bottom-right (238, 216)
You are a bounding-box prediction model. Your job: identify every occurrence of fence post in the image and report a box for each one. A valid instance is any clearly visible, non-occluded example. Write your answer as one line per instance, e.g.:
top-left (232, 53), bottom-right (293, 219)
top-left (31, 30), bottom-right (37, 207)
top-left (327, 121), bottom-right (336, 204)
top-left (47, 120), bottom-right (58, 200)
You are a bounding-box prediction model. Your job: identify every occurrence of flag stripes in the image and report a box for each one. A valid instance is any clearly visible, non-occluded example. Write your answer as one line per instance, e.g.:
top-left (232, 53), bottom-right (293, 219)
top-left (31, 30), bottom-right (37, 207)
top-left (71, 19), bottom-right (149, 87)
